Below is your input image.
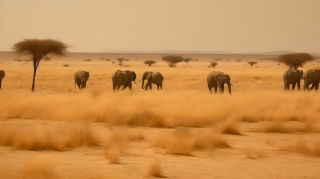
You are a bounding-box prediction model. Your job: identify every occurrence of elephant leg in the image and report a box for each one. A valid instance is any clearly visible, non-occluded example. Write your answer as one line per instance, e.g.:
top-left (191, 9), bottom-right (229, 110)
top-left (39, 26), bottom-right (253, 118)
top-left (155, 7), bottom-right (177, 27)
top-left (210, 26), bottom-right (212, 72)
top-left (122, 85), bottom-right (128, 90)
top-left (292, 83), bottom-right (296, 90)
top-left (129, 82), bottom-right (132, 90)
top-left (304, 82), bottom-right (309, 91)
top-left (0, 79), bottom-right (2, 89)
top-left (157, 85), bottom-right (159, 90)
top-left (214, 87), bottom-right (217, 93)
top-left (297, 81), bottom-right (301, 91)
top-left (315, 83), bottom-right (319, 91)
top-left (220, 85), bottom-right (224, 93)
top-left (160, 84), bottom-right (163, 90)
top-left (149, 83), bottom-right (152, 90)
top-left (207, 80), bottom-right (212, 93)
top-left (310, 84), bottom-right (315, 91)
top-left (116, 86), bottom-right (121, 90)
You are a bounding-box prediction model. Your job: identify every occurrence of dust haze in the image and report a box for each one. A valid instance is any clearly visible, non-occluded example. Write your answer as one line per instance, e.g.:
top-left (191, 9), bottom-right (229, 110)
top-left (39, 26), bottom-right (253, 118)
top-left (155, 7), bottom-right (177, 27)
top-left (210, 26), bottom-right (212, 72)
top-left (1, 52), bottom-right (320, 178)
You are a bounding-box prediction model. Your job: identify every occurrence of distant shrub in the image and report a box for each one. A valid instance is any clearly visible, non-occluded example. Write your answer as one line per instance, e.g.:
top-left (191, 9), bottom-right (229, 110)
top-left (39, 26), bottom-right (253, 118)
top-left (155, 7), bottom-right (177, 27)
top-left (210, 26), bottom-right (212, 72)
top-left (63, 64), bottom-right (70, 67)
top-left (248, 61), bottom-right (257, 68)
top-left (208, 61), bottom-right (218, 68)
top-left (116, 58), bottom-right (129, 66)
top-left (84, 58), bottom-right (91, 62)
top-left (144, 60), bottom-right (156, 67)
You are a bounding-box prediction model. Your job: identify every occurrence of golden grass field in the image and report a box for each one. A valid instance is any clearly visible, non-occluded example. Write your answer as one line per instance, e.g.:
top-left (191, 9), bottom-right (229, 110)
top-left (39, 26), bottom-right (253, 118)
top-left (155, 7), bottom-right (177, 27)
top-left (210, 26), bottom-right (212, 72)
top-left (0, 52), bottom-right (320, 179)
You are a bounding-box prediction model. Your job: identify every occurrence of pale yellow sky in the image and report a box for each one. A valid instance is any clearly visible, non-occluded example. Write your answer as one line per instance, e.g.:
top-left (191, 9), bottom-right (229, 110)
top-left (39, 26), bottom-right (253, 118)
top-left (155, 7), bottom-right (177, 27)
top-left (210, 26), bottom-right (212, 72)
top-left (0, 0), bottom-right (319, 53)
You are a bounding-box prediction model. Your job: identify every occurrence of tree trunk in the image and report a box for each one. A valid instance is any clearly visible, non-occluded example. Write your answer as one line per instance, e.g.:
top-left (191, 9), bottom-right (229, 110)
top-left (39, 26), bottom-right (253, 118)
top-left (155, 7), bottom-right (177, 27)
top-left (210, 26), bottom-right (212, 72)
top-left (31, 68), bottom-right (37, 92)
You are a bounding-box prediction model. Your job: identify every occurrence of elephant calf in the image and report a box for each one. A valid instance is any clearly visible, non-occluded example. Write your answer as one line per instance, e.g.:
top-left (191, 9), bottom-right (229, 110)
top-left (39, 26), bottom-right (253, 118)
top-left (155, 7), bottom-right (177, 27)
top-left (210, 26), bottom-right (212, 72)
top-left (0, 70), bottom-right (5, 89)
top-left (74, 70), bottom-right (89, 89)
top-left (207, 71), bottom-right (232, 94)
top-left (303, 69), bottom-right (320, 91)
top-left (112, 70), bottom-right (137, 91)
top-left (141, 71), bottom-right (164, 90)
top-left (283, 69), bottom-right (303, 91)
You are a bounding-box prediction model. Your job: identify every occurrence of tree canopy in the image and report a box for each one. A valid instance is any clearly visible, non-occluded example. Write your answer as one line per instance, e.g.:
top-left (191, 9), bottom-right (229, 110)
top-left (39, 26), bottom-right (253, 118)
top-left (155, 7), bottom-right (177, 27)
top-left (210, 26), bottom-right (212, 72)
top-left (278, 53), bottom-right (314, 69)
top-left (162, 55), bottom-right (182, 68)
top-left (214, 58), bottom-right (223, 62)
top-left (181, 58), bottom-right (193, 65)
top-left (248, 61), bottom-right (257, 68)
top-left (144, 60), bottom-right (156, 67)
top-left (12, 39), bottom-right (68, 91)
top-left (116, 58), bottom-right (128, 66)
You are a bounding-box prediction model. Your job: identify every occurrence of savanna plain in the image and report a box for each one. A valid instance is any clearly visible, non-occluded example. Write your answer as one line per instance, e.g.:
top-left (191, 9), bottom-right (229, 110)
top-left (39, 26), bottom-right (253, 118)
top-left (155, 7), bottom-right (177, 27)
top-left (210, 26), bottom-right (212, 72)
top-left (1, 52), bottom-right (320, 179)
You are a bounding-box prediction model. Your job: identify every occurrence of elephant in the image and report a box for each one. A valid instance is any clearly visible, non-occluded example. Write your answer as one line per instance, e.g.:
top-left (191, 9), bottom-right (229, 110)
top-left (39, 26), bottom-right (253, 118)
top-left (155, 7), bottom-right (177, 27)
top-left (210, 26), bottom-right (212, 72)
top-left (112, 70), bottom-right (137, 91)
top-left (0, 70), bottom-right (5, 89)
top-left (283, 69), bottom-right (303, 91)
top-left (74, 70), bottom-right (89, 89)
top-left (141, 71), bottom-right (164, 90)
top-left (303, 69), bottom-right (320, 91)
top-left (207, 71), bottom-right (232, 94)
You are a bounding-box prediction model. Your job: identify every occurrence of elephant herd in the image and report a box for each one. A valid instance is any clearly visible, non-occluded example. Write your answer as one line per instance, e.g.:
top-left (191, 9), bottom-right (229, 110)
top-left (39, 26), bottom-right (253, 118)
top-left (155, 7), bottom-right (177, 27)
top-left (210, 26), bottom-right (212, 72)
top-left (73, 70), bottom-right (165, 91)
top-left (74, 69), bottom-right (231, 94)
top-left (0, 68), bottom-right (319, 93)
top-left (283, 69), bottom-right (320, 91)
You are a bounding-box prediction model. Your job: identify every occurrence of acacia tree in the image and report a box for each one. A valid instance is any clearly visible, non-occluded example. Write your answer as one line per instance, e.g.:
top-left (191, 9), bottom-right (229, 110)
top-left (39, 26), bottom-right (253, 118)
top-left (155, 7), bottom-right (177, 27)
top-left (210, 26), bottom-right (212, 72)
top-left (116, 58), bottom-right (128, 66)
top-left (248, 61), bottom-right (257, 68)
top-left (12, 39), bottom-right (68, 92)
top-left (182, 58), bottom-right (193, 65)
top-left (144, 60), bottom-right (156, 67)
top-left (208, 61), bottom-right (218, 68)
top-left (162, 55), bottom-right (182, 68)
top-left (278, 53), bottom-right (314, 69)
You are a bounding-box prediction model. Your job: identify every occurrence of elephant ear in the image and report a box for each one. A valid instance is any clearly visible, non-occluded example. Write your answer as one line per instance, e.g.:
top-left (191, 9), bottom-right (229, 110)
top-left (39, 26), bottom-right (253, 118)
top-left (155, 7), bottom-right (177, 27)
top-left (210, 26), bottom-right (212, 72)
top-left (146, 73), bottom-right (152, 80)
top-left (131, 71), bottom-right (136, 81)
top-left (85, 71), bottom-right (90, 79)
top-left (215, 73), bottom-right (224, 83)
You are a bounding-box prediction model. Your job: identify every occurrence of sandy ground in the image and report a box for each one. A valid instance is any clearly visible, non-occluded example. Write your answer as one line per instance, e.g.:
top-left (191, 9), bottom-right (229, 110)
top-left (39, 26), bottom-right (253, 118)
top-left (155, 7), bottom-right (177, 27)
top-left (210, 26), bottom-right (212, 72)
top-left (0, 52), bottom-right (320, 179)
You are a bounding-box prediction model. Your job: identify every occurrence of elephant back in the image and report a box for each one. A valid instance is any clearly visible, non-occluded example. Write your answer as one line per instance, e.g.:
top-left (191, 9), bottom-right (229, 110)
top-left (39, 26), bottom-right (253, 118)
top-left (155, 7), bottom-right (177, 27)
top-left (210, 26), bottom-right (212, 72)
top-left (112, 70), bottom-right (122, 80)
top-left (155, 72), bottom-right (164, 80)
top-left (283, 69), bottom-right (290, 78)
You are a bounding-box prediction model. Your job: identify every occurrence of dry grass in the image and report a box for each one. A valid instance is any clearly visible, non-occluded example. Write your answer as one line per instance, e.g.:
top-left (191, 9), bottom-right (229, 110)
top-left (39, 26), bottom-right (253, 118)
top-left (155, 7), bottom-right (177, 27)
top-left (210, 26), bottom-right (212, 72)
top-left (280, 140), bottom-right (320, 157)
top-left (1, 59), bottom-right (320, 128)
top-left (104, 130), bottom-right (144, 163)
top-left (147, 161), bottom-right (165, 178)
top-left (246, 148), bottom-right (266, 159)
top-left (0, 123), bottom-right (100, 150)
top-left (0, 164), bottom-right (10, 179)
top-left (258, 121), bottom-right (320, 133)
top-left (215, 120), bottom-right (241, 135)
top-left (152, 128), bottom-right (229, 155)
top-left (20, 155), bottom-right (55, 179)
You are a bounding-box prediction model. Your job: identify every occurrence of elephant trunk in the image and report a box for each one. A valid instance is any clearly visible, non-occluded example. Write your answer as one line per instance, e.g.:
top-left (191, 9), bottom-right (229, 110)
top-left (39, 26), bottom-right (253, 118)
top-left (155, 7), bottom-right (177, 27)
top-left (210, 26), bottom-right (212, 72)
top-left (142, 79), bottom-right (145, 89)
top-left (227, 81), bottom-right (232, 95)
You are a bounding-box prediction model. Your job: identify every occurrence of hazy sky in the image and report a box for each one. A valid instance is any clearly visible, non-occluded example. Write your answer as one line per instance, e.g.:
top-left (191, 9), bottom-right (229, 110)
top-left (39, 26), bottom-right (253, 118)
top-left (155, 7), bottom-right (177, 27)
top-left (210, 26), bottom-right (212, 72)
top-left (0, 0), bottom-right (319, 53)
